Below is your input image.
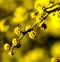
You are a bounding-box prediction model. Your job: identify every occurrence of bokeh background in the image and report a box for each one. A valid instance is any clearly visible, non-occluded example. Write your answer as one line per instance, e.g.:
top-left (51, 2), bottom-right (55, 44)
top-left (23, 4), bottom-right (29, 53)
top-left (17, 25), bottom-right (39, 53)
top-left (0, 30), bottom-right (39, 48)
top-left (0, 0), bottom-right (60, 62)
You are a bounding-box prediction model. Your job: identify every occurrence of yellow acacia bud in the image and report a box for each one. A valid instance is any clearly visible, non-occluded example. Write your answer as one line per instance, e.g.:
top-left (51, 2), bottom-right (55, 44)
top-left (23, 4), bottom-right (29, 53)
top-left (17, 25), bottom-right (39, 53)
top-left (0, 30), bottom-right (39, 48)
top-left (31, 12), bottom-right (36, 18)
top-left (25, 25), bottom-right (31, 31)
top-left (31, 12), bottom-right (38, 18)
top-left (12, 38), bottom-right (19, 46)
top-left (4, 43), bottom-right (10, 50)
top-left (28, 31), bottom-right (36, 39)
top-left (14, 27), bottom-right (21, 35)
top-left (36, 15), bottom-right (41, 23)
top-left (8, 51), bottom-right (14, 56)
top-left (51, 57), bottom-right (57, 62)
top-left (34, 2), bottom-right (43, 14)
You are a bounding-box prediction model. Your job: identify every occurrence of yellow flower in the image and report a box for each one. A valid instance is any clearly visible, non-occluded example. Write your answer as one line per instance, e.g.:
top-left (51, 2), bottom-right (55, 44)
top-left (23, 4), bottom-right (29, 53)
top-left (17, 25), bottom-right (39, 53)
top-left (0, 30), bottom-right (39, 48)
top-left (31, 12), bottom-right (38, 18)
top-left (25, 25), bottom-right (31, 31)
top-left (12, 38), bottom-right (19, 46)
top-left (4, 43), bottom-right (10, 50)
top-left (51, 57), bottom-right (57, 62)
top-left (28, 31), bottom-right (36, 39)
top-left (34, 2), bottom-right (43, 14)
top-left (36, 15), bottom-right (41, 23)
top-left (34, 0), bottom-right (49, 8)
top-left (8, 51), bottom-right (14, 56)
top-left (31, 12), bottom-right (36, 18)
top-left (14, 27), bottom-right (21, 35)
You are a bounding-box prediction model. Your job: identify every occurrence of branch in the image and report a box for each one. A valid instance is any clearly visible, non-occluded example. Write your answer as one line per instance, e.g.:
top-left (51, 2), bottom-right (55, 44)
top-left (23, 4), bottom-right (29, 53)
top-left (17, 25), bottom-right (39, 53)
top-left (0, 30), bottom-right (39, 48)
top-left (45, 3), bottom-right (60, 13)
top-left (4, 2), bottom-right (60, 56)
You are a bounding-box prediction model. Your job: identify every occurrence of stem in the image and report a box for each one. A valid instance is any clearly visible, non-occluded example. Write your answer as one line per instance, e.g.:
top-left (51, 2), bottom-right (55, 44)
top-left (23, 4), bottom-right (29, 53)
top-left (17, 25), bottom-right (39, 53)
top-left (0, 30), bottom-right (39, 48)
top-left (45, 3), bottom-right (60, 13)
top-left (10, 2), bottom-right (60, 54)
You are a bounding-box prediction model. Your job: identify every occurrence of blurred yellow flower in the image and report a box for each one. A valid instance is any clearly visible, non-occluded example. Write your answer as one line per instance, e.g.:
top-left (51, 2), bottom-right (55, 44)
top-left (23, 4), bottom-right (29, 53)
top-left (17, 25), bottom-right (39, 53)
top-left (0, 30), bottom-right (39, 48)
top-left (0, 19), bottom-right (9, 32)
top-left (4, 43), bottom-right (10, 50)
top-left (12, 7), bottom-right (27, 23)
top-left (31, 12), bottom-right (36, 18)
top-left (51, 42), bottom-right (60, 59)
top-left (8, 51), bottom-right (14, 56)
top-left (21, 48), bottom-right (46, 62)
top-left (51, 57), bottom-right (57, 62)
top-left (12, 38), bottom-right (19, 46)
top-left (45, 11), bottom-right (60, 36)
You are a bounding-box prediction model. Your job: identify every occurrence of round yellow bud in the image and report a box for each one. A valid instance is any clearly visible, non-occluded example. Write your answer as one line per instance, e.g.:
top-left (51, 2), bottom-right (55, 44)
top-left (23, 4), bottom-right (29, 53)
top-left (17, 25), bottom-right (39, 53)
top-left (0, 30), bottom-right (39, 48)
top-left (25, 25), bottom-right (31, 31)
top-left (12, 38), bottom-right (19, 46)
top-left (51, 57), bottom-right (57, 62)
top-left (4, 43), bottom-right (10, 50)
top-left (28, 31), bottom-right (36, 39)
top-left (36, 15), bottom-right (41, 23)
top-left (31, 12), bottom-right (35, 18)
top-left (34, 2), bottom-right (43, 14)
top-left (8, 51), bottom-right (14, 56)
top-left (14, 27), bottom-right (21, 35)
top-left (31, 12), bottom-right (38, 18)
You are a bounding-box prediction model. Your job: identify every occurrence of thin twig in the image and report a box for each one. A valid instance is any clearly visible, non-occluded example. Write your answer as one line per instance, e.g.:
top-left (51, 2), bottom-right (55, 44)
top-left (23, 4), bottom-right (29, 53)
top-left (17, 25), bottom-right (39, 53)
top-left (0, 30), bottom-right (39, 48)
top-left (10, 2), bottom-right (60, 54)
